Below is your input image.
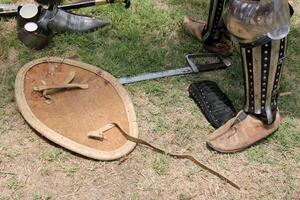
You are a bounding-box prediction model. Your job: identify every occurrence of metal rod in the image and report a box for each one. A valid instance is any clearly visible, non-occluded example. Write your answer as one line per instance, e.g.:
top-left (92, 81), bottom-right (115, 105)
top-left (0, 0), bottom-right (128, 18)
top-left (118, 67), bottom-right (193, 84)
top-left (59, 1), bottom-right (96, 10)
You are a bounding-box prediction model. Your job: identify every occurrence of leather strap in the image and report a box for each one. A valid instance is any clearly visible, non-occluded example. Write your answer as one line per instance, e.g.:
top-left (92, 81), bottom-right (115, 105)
top-left (33, 83), bottom-right (88, 91)
top-left (33, 71), bottom-right (88, 104)
top-left (87, 123), bottom-right (115, 141)
top-left (91, 123), bottom-right (240, 190)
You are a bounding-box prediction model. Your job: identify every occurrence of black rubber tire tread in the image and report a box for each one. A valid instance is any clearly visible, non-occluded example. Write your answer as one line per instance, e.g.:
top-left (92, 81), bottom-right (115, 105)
top-left (189, 80), bottom-right (236, 129)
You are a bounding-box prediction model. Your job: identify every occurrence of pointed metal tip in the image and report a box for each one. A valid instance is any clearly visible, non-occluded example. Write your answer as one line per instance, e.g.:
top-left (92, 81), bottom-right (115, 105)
top-left (97, 19), bottom-right (111, 27)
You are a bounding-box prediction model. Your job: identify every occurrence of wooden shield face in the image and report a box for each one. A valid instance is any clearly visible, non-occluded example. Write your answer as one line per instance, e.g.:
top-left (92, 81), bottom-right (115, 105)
top-left (15, 57), bottom-right (138, 160)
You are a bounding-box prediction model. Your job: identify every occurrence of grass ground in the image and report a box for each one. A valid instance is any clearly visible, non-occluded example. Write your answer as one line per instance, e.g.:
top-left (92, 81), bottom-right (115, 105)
top-left (0, 0), bottom-right (300, 199)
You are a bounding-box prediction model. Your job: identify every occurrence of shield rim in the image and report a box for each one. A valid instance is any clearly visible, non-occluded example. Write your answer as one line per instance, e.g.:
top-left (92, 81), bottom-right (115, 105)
top-left (15, 57), bottom-right (138, 160)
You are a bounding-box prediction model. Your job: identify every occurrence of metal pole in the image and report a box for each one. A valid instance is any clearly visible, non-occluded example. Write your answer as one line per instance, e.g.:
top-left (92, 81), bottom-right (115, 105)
top-left (0, 0), bottom-right (130, 18)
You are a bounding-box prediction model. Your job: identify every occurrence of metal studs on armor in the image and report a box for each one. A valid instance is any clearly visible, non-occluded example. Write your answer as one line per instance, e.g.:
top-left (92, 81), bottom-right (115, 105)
top-left (271, 38), bottom-right (286, 109)
top-left (240, 36), bottom-right (287, 125)
top-left (260, 40), bottom-right (272, 118)
top-left (202, 0), bottom-right (226, 44)
top-left (244, 47), bottom-right (255, 113)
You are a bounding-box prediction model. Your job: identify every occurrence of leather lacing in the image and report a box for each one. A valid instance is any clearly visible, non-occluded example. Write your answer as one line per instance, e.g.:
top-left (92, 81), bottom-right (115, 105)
top-left (89, 123), bottom-right (241, 190)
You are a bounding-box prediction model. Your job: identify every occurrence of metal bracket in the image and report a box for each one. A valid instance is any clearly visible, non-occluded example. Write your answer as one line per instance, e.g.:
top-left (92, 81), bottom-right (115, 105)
top-left (186, 53), bottom-right (232, 73)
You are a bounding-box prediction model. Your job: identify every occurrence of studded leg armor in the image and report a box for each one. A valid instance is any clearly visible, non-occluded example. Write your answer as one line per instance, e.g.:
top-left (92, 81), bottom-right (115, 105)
top-left (202, 0), bottom-right (228, 45)
top-left (205, 0), bottom-right (292, 153)
top-left (222, 0), bottom-right (291, 125)
top-left (240, 37), bottom-right (287, 124)
top-left (206, 36), bottom-right (288, 152)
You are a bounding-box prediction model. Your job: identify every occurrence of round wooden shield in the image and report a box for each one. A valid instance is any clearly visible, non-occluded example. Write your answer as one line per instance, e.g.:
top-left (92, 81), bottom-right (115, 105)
top-left (15, 57), bottom-right (138, 160)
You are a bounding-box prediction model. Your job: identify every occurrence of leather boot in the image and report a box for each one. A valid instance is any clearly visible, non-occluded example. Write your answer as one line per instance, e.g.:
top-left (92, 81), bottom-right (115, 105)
top-left (183, 0), bottom-right (233, 56)
top-left (206, 111), bottom-right (243, 141)
top-left (183, 16), bottom-right (233, 57)
top-left (207, 111), bottom-right (280, 153)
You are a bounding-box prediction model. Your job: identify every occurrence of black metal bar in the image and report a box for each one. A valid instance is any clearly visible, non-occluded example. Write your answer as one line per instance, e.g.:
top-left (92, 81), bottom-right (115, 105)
top-left (0, 0), bottom-right (129, 18)
top-left (58, 0), bottom-right (96, 10)
top-left (0, 11), bottom-right (16, 18)
top-left (0, 1), bottom-right (97, 18)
